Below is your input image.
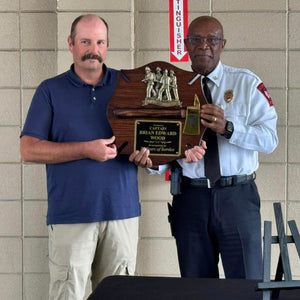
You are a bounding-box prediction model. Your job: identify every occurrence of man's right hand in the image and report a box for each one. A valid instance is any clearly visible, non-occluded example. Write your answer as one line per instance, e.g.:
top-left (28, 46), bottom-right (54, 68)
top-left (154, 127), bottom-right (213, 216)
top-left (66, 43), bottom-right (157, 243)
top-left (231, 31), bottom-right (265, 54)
top-left (86, 136), bottom-right (117, 162)
top-left (20, 135), bottom-right (117, 164)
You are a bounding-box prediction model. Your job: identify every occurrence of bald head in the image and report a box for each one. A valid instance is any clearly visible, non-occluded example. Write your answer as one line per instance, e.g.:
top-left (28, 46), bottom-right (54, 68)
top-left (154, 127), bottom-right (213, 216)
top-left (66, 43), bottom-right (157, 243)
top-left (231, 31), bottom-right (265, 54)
top-left (188, 16), bottom-right (224, 39)
top-left (185, 16), bottom-right (226, 75)
top-left (188, 16), bottom-right (224, 38)
top-left (70, 14), bottom-right (109, 45)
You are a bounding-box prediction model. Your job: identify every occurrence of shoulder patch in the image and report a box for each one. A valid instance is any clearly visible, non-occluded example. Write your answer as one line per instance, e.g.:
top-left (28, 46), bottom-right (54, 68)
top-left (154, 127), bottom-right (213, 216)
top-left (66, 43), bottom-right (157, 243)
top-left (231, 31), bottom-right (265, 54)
top-left (257, 82), bottom-right (274, 107)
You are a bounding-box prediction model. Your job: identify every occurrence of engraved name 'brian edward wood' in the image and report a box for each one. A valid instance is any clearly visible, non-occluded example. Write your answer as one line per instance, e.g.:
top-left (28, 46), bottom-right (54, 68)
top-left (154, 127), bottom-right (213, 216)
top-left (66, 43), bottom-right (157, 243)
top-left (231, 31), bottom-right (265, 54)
top-left (135, 120), bottom-right (181, 156)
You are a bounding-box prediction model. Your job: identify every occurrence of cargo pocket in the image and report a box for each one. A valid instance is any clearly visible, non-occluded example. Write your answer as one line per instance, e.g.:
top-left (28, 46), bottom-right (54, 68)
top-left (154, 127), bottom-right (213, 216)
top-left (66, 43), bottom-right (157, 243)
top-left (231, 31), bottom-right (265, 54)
top-left (49, 259), bottom-right (69, 297)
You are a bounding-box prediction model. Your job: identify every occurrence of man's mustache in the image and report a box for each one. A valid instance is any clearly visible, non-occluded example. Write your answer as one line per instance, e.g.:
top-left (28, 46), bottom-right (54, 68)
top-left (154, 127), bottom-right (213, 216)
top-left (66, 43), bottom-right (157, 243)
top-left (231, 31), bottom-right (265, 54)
top-left (81, 54), bottom-right (103, 63)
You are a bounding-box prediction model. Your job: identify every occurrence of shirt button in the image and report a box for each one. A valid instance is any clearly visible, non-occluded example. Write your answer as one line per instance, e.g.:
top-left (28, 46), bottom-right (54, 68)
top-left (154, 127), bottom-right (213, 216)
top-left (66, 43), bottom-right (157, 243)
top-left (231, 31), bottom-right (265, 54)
top-left (92, 88), bottom-right (95, 91)
top-left (93, 97), bottom-right (96, 101)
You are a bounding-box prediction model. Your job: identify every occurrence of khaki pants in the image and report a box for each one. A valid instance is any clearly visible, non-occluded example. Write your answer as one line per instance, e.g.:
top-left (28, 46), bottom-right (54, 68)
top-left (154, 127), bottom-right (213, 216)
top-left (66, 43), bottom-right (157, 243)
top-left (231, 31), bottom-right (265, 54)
top-left (48, 217), bottom-right (139, 300)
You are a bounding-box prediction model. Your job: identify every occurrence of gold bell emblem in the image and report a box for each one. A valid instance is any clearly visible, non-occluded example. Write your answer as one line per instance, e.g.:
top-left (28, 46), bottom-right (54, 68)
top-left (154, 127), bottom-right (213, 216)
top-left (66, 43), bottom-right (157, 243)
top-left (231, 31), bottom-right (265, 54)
top-left (183, 94), bottom-right (201, 135)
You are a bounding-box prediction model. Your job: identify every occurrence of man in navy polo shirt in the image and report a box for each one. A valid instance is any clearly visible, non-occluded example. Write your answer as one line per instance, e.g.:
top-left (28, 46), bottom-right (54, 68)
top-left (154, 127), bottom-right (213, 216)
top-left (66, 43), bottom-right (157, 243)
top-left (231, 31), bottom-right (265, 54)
top-left (20, 14), bottom-right (150, 300)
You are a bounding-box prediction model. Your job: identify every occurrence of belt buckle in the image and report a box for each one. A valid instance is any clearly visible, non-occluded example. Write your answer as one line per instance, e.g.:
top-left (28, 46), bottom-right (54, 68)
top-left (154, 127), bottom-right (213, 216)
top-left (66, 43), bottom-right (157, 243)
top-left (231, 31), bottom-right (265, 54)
top-left (207, 179), bottom-right (211, 188)
top-left (232, 175), bottom-right (237, 185)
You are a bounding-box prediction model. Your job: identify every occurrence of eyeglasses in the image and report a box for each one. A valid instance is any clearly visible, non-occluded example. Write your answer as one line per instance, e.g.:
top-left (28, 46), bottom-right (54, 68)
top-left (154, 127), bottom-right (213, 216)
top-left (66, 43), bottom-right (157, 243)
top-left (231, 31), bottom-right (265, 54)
top-left (186, 35), bottom-right (223, 46)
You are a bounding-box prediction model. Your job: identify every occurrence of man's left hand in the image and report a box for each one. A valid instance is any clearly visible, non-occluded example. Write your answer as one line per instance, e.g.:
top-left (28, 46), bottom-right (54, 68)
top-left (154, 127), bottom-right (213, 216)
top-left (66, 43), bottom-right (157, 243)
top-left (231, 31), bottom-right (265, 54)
top-left (182, 140), bottom-right (207, 163)
top-left (200, 104), bottom-right (226, 134)
top-left (129, 147), bottom-right (153, 168)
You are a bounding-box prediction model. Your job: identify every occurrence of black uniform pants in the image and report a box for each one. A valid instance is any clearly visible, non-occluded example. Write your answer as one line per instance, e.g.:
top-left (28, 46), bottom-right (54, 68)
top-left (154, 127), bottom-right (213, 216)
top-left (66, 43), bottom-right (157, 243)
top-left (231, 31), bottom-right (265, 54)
top-left (170, 180), bottom-right (262, 279)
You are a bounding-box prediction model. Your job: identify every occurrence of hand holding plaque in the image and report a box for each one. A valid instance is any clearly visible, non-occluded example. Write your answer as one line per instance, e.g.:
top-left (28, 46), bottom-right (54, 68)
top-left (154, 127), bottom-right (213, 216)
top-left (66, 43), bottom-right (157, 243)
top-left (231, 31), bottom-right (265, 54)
top-left (107, 61), bottom-right (207, 165)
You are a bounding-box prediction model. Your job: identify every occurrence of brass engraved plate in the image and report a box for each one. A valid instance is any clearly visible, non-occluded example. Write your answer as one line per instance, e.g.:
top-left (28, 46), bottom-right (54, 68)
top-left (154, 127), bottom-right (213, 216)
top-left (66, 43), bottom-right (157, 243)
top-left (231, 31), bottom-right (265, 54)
top-left (134, 120), bottom-right (182, 156)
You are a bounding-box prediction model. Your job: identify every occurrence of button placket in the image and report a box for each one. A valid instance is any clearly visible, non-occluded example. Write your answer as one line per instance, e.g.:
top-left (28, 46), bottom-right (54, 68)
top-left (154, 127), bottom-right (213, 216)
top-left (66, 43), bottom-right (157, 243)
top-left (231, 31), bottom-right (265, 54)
top-left (91, 87), bottom-right (96, 102)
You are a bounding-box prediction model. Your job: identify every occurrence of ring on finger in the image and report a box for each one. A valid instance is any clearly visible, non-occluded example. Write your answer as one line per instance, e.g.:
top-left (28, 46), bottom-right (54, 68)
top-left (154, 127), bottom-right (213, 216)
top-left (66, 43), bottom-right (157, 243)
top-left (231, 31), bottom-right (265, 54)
top-left (213, 117), bottom-right (217, 122)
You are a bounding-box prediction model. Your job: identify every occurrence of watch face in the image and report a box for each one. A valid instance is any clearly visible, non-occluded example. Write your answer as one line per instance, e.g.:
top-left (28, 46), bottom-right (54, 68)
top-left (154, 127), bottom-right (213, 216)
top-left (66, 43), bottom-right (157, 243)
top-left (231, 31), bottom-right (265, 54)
top-left (222, 121), bottom-right (234, 139)
top-left (227, 121), bottom-right (233, 132)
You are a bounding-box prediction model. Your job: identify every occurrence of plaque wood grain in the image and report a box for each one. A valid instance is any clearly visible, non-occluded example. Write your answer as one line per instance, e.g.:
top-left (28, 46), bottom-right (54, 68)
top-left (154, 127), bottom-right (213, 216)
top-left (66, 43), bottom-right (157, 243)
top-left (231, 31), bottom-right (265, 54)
top-left (107, 61), bottom-right (207, 165)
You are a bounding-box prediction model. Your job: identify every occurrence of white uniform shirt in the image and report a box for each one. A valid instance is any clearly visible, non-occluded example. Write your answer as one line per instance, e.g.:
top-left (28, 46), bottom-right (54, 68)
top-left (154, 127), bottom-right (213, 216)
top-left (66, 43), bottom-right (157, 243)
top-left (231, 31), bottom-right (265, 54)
top-left (148, 61), bottom-right (278, 178)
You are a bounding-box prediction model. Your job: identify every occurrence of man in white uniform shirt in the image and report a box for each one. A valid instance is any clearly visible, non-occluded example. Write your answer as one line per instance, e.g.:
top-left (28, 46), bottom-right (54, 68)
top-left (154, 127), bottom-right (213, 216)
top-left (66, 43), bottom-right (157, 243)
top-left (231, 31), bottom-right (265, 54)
top-left (132, 16), bottom-right (278, 280)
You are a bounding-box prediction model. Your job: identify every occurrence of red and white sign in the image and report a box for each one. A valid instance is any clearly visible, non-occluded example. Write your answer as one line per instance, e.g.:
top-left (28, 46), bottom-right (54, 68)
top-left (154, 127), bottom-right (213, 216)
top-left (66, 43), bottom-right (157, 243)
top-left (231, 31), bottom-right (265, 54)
top-left (169, 0), bottom-right (189, 62)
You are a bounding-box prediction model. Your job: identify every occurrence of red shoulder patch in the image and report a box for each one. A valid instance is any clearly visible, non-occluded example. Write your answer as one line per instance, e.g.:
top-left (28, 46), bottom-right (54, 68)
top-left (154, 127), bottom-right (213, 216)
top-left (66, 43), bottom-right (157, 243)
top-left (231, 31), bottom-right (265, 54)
top-left (257, 82), bottom-right (274, 107)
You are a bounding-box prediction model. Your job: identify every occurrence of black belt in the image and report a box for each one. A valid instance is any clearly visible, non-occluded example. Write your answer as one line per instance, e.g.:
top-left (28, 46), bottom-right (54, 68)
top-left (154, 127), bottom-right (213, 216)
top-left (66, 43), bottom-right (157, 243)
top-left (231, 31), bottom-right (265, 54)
top-left (182, 173), bottom-right (255, 189)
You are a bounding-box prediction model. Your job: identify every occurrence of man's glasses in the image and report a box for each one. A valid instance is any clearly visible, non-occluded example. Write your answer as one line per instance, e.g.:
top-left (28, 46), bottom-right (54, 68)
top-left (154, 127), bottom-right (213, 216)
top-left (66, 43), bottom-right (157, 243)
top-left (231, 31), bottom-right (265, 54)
top-left (186, 35), bottom-right (223, 46)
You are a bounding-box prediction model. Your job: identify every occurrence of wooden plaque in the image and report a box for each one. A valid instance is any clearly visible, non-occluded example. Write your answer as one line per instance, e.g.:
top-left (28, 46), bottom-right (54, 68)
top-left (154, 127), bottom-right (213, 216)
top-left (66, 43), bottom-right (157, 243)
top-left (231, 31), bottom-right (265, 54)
top-left (107, 61), bottom-right (207, 165)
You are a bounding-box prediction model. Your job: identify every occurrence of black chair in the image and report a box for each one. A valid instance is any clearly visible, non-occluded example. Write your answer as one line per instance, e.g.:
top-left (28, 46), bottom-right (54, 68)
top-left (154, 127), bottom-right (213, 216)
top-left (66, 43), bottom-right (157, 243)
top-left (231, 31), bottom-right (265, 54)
top-left (257, 202), bottom-right (300, 299)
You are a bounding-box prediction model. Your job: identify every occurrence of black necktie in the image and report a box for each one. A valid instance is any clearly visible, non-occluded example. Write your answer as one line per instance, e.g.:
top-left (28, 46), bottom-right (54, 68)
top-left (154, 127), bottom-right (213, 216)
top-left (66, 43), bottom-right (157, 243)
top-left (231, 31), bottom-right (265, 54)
top-left (202, 77), bottom-right (221, 183)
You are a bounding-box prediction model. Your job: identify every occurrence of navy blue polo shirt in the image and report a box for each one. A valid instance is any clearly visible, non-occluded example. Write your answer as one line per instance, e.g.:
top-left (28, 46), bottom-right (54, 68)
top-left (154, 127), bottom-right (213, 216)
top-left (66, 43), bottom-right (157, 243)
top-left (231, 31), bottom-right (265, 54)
top-left (22, 65), bottom-right (140, 225)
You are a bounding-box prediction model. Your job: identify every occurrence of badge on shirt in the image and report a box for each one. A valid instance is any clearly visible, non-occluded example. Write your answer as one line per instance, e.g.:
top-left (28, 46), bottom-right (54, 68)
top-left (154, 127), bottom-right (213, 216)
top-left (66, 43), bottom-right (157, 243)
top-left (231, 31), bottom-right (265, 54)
top-left (257, 82), bottom-right (274, 107)
top-left (224, 89), bottom-right (234, 103)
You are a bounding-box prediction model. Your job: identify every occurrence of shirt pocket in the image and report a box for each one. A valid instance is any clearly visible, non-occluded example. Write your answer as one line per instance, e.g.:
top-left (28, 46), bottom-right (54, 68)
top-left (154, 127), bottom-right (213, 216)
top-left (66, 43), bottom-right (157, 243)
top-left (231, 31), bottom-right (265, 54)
top-left (224, 102), bottom-right (247, 124)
